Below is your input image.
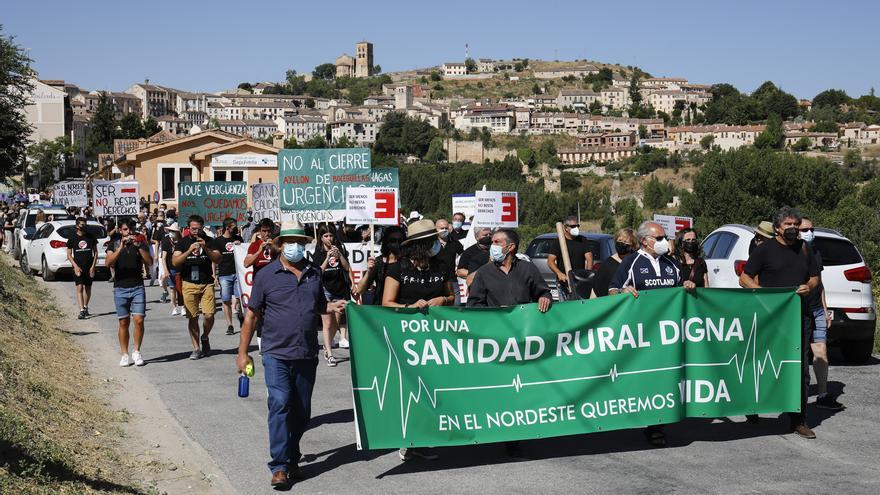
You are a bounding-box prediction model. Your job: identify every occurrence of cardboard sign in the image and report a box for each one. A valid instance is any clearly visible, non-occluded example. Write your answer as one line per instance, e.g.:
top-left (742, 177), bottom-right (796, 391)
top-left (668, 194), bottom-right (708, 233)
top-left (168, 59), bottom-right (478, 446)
top-left (346, 187), bottom-right (399, 226)
top-left (252, 183), bottom-right (281, 222)
top-left (653, 214), bottom-right (694, 238)
top-left (93, 181), bottom-right (139, 217)
top-left (452, 193), bottom-right (476, 220)
top-left (474, 190), bottom-right (518, 228)
top-left (178, 181), bottom-right (247, 225)
top-left (233, 244), bottom-right (255, 308)
top-left (277, 148), bottom-right (372, 222)
top-left (53, 181), bottom-right (88, 207)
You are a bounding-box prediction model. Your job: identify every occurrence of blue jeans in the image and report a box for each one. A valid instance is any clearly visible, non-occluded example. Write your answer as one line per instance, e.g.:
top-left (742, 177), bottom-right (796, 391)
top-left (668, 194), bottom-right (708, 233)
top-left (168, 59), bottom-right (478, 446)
top-left (263, 355), bottom-right (318, 474)
top-left (810, 307), bottom-right (828, 343)
top-left (114, 286), bottom-right (146, 319)
top-left (218, 274), bottom-right (240, 303)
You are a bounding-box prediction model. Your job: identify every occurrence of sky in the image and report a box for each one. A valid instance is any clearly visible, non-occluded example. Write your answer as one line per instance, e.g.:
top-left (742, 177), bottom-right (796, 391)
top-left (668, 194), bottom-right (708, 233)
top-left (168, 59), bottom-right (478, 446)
top-left (4, 0), bottom-right (879, 99)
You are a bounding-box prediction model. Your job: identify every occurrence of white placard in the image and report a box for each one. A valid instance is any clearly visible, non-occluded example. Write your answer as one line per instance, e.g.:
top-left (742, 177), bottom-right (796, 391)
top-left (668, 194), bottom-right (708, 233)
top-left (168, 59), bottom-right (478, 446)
top-left (93, 181), bottom-right (140, 217)
top-left (345, 187), bottom-right (399, 226)
top-left (252, 183), bottom-right (281, 222)
top-left (452, 194), bottom-right (476, 221)
top-left (212, 154), bottom-right (277, 168)
top-left (653, 214), bottom-right (694, 238)
top-left (53, 181), bottom-right (88, 207)
top-left (474, 190), bottom-right (518, 228)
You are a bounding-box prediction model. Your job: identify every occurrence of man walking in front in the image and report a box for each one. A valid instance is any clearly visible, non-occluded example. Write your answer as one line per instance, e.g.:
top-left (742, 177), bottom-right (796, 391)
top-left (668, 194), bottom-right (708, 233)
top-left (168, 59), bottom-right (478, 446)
top-left (67, 217), bottom-right (97, 319)
top-left (173, 215), bottom-right (222, 360)
top-left (236, 220), bottom-right (347, 489)
top-left (212, 217), bottom-right (244, 335)
top-left (740, 206), bottom-right (820, 438)
top-left (105, 220), bottom-right (152, 367)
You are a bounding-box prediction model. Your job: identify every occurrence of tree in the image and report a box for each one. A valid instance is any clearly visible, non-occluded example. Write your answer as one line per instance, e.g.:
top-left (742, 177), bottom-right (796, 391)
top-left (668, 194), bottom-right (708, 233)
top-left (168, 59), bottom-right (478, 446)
top-left (754, 114), bottom-right (785, 149)
top-left (0, 26), bottom-right (36, 179)
top-left (374, 112), bottom-right (437, 157)
top-left (301, 135), bottom-right (327, 148)
top-left (237, 82), bottom-right (253, 92)
top-left (374, 64), bottom-right (382, 74)
top-left (812, 89), bottom-right (850, 109)
top-left (27, 136), bottom-right (76, 188)
top-left (312, 63), bottom-right (336, 80)
top-left (333, 135), bottom-right (358, 148)
top-left (589, 100), bottom-right (603, 114)
top-left (480, 127), bottom-right (492, 148)
top-left (642, 176), bottom-right (676, 209)
top-left (143, 117), bottom-right (161, 136)
top-left (751, 81), bottom-right (799, 120)
top-left (811, 120), bottom-right (838, 133)
top-left (305, 97), bottom-right (316, 109)
top-left (207, 117), bottom-right (220, 129)
top-left (514, 62), bottom-right (524, 72)
top-left (699, 134), bottom-right (715, 150)
top-left (638, 124), bottom-right (648, 140)
top-left (284, 137), bottom-right (299, 149)
top-left (285, 70), bottom-right (307, 94)
top-left (85, 92), bottom-right (116, 159)
top-left (430, 71), bottom-right (442, 82)
top-left (532, 83), bottom-right (542, 95)
top-left (423, 136), bottom-right (446, 162)
top-left (791, 137), bottom-right (812, 152)
top-left (117, 112), bottom-right (144, 139)
top-left (601, 214), bottom-right (616, 233)
top-left (465, 58), bottom-right (477, 74)
top-left (628, 73), bottom-right (642, 105)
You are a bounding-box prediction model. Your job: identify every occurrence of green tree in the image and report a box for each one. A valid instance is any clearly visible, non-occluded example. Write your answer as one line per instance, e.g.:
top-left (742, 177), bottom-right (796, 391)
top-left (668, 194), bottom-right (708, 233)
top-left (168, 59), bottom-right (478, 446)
top-left (628, 73), bottom-right (642, 105)
top-left (85, 92), bottom-right (116, 159)
top-left (700, 134), bottom-right (715, 150)
top-left (333, 135), bottom-right (358, 148)
top-left (751, 81), bottom-right (799, 120)
top-left (0, 26), bottom-right (35, 179)
top-left (638, 124), bottom-right (648, 140)
top-left (27, 136), bottom-right (76, 189)
top-left (305, 97), bottom-right (316, 109)
top-left (601, 214), bottom-right (616, 233)
top-left (284, 136), bottom-right (299, 149)
top-left (642, 176), bottom-right (676, 209)
top-left (754, 114), bottom-right (785, 149)
top-left (117, 112), bottom-right (144, 139)
top-left (532, 83), bottom-right (542, 95)
top-left (237, 82), bottom-right (253, 92)
top-left (812, 89), bottom-right (850, 109)
top-left (312, 63), bottom-right (336, 80)
top-left (207, 117), bottom-right (220, 129)
top-left (811, 120), bottom-right (838, 133)
top-left (514, 62), bottom-right (525, 72)
top-left (790, 137), bottom-right (812, 152)
top-left (616, 198), bottom-right (643, 229)
top-left (430, 71), bottom-right (442, 81)
top-left (301, 135), bottom-right (327, 148)
top-left (464, 58), bottom-right (477, 73)
top-left (374, 64), bottom-right (382, 74)
top-left (589, 100), bottom-right (603, 114)
top-left (143, 116), bottom-right (161, 136)
top-left (480, 127), bottom-right (492, 148)
top-left (423, 136), bottom-right (446, 162)
top-left (285, 70), bottom-right (307, 94)
top-left (305, 78), bottom-right (338, 98)
top-left (374, 112), bottom-right (437, 157)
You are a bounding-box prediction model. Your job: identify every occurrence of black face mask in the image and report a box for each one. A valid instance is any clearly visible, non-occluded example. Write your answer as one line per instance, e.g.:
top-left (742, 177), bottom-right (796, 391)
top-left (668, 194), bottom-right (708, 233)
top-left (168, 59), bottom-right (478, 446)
top-left (615, 241), bottom-right (632, 255)
top-left (682, 239), bottom-right (699, 253)
top-left (478, 236), bottom-right (492, 247)
top-left (782, 227), bottom-right (799, 242)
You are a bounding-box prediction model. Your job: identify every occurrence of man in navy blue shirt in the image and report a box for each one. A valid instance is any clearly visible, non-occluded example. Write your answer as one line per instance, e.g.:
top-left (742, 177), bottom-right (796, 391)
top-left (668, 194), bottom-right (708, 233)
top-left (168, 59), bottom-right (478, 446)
top-left (608, 221), bottom-right (695, 447)
top-left (236, 220), bottom-right (347, 490)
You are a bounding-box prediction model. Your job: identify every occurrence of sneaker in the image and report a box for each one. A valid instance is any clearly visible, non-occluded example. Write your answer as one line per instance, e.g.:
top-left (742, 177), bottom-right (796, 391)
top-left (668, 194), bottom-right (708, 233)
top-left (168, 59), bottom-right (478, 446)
top-left (119, 354), bottom-right (132, 367)
top-left (160, 292), bottom-right (168, 303)
top-left (178, 306), bottom-right (186, 317)
top-left (77, 309), bottom-right (86, 320)
top-left (339, 338), bottom-right (350, 349)
top-left (132, 351), bottom-right (144, 366)
top-left (324, 353), bottom-right (337, 367)
top-left (171, 307), bottom-right (180, 316)
top-left (200, 337), bottom-right (211, 356)
top-left (398, 447), bottom-right (438, 462)
top-left (816, 395), bottom-right (845, 411)
top-left (226, 325), bottom-right (234, 336)
top-left (189, 349), bottom-right (202, 360)
top-left (83, 307), bottom-right (90, 317)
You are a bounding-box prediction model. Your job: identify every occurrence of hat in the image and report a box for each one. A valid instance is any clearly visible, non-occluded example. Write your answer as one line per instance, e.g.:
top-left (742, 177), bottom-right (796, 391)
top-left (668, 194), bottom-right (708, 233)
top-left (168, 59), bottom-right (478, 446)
top-left (166, 223), bottom-right (180, 233)
top-left (408, 210), bottom-right (422, 221)
top-left (755, 221), bottom-right (774, 239)
top-left (277, 219), bottom-right (312, 243)
top-left (403, 219), bottom-right (438, 244)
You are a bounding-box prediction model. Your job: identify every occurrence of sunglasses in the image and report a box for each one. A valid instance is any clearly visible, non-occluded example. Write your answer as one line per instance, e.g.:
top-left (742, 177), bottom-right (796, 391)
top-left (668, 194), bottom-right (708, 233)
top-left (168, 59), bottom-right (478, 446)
top-left (565, 224), bottom-right (580, 228)
top-left (650, 235), bottom-right (668, 242)
top-left (799, 228), bottom-right (814, 233)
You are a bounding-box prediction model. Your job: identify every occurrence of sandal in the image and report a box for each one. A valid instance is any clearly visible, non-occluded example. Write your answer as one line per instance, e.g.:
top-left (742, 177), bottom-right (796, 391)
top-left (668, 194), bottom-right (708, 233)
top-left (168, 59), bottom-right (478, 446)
top-left (324, 353), bottom-right (338, 367)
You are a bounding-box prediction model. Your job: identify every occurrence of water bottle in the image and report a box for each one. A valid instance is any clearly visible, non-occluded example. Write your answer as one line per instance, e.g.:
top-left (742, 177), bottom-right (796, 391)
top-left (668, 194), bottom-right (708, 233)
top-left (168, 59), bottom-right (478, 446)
top-left (238, 374), bottom-right (249, 398)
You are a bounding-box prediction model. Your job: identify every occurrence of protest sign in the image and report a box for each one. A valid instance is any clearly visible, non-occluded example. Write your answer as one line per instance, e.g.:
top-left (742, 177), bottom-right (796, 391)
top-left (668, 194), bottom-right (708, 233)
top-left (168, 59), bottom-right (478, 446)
top-left (233, 244), bottom-right (255, 307)
top-left (178, 181), bottom-right (247, 225)
top-left (53, 181), bottom-right (88, 207)
top-left (348, 287), bottom-right (802, 449)
top-left (369, 168), bottom-right (399, 188)
top-left (252, 183), bottom-right (281, 222)
top-left (93, 181), bottom-right (139, 217)
top-left (278, 148), bottom-right (372, 222)
top-left (653, 214), bottom-right (694, 238)
top-left (474, 190), bottom-right (518, 228)
top-left (452, 194), bottom-right (476, 221)
top-left (346, 187), bottom-right (399, 226)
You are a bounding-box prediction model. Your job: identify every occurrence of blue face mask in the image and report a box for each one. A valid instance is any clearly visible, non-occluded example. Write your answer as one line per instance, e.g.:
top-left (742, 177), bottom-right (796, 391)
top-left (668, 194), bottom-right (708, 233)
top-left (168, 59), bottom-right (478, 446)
top-left (490, 244), bottom-right (506, 263)
top-left (452, 221), bottom-right (463, 230)
top-left (282, 242), bottom-right (304, 263)
top-left (428, 239), bottom-right (442, 257)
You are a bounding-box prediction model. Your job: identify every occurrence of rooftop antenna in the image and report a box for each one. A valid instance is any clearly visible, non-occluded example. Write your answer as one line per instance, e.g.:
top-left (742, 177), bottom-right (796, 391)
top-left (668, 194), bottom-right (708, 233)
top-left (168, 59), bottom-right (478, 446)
top-left (465, 43), bottom-right (469, 60)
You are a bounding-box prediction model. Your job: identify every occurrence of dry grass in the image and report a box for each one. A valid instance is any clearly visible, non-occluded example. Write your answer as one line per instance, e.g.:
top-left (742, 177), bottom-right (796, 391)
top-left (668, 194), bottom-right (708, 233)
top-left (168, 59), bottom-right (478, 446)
top-left (0, 260), bottom-right (144, 494)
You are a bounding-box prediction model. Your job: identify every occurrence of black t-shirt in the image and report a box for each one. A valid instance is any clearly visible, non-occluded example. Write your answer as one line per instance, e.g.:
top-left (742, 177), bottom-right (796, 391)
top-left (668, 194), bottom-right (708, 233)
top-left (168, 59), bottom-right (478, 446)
top-left (151, 224), bottom-right (166, 243)
top-left (175, 234), bottom-right (215, 284)
top-left (457, 244), bottom-right (489, 274)
top-left (366, 257), bottom-right (396, 305)
top-left (450, 228), bottom-right (468, 242)
top-left (436, 238), bottom-right (462, 278)
top-left (66, 232), bottom-right (97, 269)
top-left (387, 258), bottom-right (449, 305)
top-left (549, 235), bottom-right (595, 273)
top-left (743, 239), bottom-right (819, 312)
top-left (106, 234), bottom-right (148, 289)
top-left (312, 246), bottom-right (351, 297)
top-left (592, 256), bottom-right (621, 297)
top-left (160, 236), bottom-right (176, 270)
top-left (211, 234), bottom-right (243, 276)
top-left (679, 257), bottom-right (709, 287)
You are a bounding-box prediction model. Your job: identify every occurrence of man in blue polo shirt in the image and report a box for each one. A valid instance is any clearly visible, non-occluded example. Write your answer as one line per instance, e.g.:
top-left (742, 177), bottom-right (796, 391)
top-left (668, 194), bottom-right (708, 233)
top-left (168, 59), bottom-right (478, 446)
top-left (236, 220), bottom-right (347, 490)
top-left (608, 220), bottom-right (695, 447)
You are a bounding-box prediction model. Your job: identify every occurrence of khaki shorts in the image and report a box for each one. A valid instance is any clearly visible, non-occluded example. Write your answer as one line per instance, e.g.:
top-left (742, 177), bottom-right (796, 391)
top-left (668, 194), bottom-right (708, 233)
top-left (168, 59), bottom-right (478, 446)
top-left (182, 281), bottom-right (215, 318)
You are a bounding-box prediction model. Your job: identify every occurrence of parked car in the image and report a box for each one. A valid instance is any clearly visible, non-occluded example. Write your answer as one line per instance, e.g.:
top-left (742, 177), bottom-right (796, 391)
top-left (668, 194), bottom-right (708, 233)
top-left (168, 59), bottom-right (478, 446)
top-left (21, 220), bottom-right (109, 281)
top-left (12, 205), bottom-right (72, 261)
top-left (703, 224), bottom-right (876, 363)
top-left (524, 233), bottom-right (615, 299)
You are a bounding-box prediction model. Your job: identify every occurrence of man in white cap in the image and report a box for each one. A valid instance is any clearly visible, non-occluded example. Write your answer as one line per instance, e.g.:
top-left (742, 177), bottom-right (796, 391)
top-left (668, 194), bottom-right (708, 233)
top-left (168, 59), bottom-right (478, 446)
top-left (236, 219), bottom-right (347, 490)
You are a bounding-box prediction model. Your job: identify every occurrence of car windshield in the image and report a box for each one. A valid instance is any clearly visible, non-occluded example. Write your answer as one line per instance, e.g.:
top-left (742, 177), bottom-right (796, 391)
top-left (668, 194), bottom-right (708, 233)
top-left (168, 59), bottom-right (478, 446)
top-left (57, 225), bottom-right (107, 239)
top-left (813, 237), bottom-right (862, 266)
top-left (25, 212), bottom-right (72, 227)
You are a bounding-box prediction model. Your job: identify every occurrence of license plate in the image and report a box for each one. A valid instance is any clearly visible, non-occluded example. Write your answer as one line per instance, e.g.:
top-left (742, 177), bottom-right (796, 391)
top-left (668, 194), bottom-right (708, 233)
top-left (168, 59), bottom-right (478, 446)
top-left (826, 310), bottom-right (834, 321)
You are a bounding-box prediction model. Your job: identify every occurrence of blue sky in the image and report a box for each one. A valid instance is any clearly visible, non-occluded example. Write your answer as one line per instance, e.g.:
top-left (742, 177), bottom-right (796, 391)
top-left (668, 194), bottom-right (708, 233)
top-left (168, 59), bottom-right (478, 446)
top-left (4, 0), bottom-right (878, 99)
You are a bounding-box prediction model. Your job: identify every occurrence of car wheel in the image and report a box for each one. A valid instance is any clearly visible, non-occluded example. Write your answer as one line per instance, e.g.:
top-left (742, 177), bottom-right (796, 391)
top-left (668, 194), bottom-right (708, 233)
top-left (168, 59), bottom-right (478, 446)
top-left (20, 251), bottom-right (31, 274)
top-left (41, 257), bottom-right (56, 282)
top-left (840, 339), bottom-right (874, 364)
top-left (13, 242), bottom-right (21, 261)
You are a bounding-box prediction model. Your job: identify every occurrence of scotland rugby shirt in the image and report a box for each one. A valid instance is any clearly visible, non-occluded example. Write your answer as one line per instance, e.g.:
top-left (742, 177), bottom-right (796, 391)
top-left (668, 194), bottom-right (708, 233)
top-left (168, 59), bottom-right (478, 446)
top-left (608, 249), bottom-right (683, 292)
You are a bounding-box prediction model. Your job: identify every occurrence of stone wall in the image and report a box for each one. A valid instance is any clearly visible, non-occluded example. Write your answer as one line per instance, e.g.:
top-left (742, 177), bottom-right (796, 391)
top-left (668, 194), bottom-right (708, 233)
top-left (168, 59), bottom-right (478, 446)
top-left (444, 139), bottom-right (516, 163)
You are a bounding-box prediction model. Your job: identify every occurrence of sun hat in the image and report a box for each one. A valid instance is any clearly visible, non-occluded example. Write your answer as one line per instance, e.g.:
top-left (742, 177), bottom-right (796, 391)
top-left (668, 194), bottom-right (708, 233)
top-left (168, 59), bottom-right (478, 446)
top-left (755, 221), bottom-right (774, 239)
top-left (277, 219), bottom-right (313, 243)
top-left (402, 219), bottom-right (438, 245)
top-left (166, 223), bottom-right (180, 232)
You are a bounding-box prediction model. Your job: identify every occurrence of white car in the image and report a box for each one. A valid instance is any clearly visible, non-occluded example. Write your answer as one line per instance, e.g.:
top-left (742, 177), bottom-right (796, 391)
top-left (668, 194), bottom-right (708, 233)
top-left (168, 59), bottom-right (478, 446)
top-left (22, 220), bottom-right (110, 282)
top-left (12, 205), bottom-right (73, 261)
top-left (703, 224), bottom-right (876, 363)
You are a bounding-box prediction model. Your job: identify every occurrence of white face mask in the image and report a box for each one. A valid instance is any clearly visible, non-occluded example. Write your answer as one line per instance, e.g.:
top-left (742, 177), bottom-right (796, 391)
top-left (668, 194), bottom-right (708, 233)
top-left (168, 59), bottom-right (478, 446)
top-left (652, 237), bottom-right (670, 256)
top-left (801, 231), bottom-right (815, 243)
top-left (569, 227), bottom-right (580, 237)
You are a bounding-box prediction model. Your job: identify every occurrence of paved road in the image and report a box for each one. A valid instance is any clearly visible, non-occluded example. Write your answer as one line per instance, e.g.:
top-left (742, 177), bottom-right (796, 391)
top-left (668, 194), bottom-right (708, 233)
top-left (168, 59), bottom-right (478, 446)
top-left (50, 275), bottom-right (880, 494)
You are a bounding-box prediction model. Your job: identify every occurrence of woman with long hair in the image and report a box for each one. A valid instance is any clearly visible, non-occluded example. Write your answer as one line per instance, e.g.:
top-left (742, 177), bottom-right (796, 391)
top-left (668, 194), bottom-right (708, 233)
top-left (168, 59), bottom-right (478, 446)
top-left (312, 225), bottom-right (351, 366)
top-left (672, 228), bottom-right (709, 288)
top-left (590, 228), bottom-right (637, 298)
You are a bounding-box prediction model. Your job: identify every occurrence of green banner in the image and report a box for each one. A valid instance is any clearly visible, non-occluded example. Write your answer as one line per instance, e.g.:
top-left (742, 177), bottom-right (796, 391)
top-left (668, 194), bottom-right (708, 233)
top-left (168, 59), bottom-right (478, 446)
top-left (277, 148), bottom-right (371, 213)
top-left (369, 167), bottom-right (399, 188)
top-left (178, 181), bottom-right (247, 225)
top-left (348, 288), bottom-right (802, 450)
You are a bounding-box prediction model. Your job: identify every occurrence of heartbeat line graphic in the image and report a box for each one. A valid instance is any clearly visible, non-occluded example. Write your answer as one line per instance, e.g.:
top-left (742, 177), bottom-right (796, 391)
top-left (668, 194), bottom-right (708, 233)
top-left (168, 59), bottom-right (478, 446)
top-left (352, 314), bottom-right (799, 438)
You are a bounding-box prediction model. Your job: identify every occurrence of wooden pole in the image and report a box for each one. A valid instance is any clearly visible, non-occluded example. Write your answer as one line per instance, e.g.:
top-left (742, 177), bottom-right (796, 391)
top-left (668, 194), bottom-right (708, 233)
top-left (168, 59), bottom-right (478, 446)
top-left (555, 221), bottom-right (572, 275)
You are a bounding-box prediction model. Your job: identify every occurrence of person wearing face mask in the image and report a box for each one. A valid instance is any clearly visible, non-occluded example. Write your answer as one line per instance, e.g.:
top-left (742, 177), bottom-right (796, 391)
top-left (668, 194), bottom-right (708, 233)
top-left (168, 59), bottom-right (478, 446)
top-left (212, 217), bottom-right (245, 336)
top-left (456, 226), bottom-right (493, 287)
top-left (547, 215), bottom-right (595, 300)
top-left (590, 228), bottom-right (637, 298)
top-left (748, 221), bottom-right (775, 255)
top-left (236, 220), bottom-right (348, 489)
top-left (468, 229), bottom-right (551, 311)
top-left (672, 228), bottom-right (710, 288)
top-left (355, 226), bottom-right (404, 305)
top-left (434, 218), bottom-right (463, 279)
top-left (609, 221), bottom-right (695, 448)
top-left (450, 212), bottom-right (468, 241)
top-left (67, 217), bottom-right (98, 319)
top-left (740, 206), bottom-right (820, 439)
top-left (312, 226), bottom-right (352, 364)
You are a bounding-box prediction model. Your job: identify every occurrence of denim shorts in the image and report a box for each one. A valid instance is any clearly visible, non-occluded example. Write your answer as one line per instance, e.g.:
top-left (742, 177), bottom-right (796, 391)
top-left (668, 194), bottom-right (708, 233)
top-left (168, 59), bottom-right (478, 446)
top-left (219, 274), bottom-right (241, 303)
top-left (167, 269), bottom-right (178, 289)
top-left (324, 288), bottom-right (347, 302)
top-left (810, 307), bottom-right (828, 343)
top-left (114, 285), bottom-right (146, 319)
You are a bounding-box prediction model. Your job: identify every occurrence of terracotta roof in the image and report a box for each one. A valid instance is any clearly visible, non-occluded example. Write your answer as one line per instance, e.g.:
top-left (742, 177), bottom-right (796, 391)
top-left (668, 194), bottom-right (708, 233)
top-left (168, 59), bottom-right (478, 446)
top-left (668, 125), bottom-right (765, 133)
